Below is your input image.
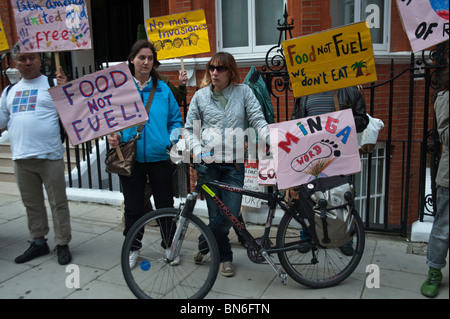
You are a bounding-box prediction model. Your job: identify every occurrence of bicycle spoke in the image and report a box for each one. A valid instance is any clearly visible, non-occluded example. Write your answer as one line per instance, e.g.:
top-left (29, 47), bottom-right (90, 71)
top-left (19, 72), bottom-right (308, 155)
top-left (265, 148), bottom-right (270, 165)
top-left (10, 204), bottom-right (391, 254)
top-left (122, 209), bottom-right (219, 299)
top-left (277, 210), bottom-right (365, 288)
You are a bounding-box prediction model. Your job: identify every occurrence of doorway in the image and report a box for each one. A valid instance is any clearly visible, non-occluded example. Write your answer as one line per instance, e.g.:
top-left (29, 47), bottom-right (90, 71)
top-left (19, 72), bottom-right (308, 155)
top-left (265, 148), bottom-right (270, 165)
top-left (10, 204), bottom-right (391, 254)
top-left (90, 0), bottom-right (144, 62)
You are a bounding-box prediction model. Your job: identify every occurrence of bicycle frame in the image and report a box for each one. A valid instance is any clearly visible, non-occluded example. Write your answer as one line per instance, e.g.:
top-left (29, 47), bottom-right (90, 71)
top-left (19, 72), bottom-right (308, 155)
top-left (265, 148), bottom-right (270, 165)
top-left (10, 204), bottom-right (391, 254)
top-left (175, 163), bottom-right (301, 284)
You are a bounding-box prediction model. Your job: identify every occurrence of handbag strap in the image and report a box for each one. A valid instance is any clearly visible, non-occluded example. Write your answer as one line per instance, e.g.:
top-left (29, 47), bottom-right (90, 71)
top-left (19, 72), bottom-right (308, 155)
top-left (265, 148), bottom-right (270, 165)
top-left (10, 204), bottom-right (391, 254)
top-left (136, 84), bottom-right (157, 134)
top-left (333, 90), bottom-right (340, 112)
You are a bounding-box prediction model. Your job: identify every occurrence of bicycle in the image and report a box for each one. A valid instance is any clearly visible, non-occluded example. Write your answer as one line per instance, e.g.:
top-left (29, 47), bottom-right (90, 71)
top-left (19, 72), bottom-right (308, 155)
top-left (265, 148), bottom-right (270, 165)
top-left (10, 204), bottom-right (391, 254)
top-left (121, 161), bottom-right (365, 299)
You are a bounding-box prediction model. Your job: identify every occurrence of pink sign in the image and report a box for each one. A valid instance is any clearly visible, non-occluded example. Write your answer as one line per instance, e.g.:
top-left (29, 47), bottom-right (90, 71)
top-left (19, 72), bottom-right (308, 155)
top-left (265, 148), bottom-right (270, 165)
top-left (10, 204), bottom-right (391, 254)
top-left (49, 63), bottom-right (148, 145)
top-left (263, 109), bottom-right (361, 189)
top-left (11, 0), bottom-right (91, 52)
top-left (396, 0), bottom-right (449, 53)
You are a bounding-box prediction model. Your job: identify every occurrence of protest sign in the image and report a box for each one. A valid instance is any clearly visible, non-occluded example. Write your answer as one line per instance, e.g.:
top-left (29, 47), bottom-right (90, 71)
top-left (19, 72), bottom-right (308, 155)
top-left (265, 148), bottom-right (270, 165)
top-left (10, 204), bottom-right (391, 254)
top-left (396, 0), bottom-right (449, 53)
top-left (243, 160), bottom-right (264, 208)
top-left (0, 18), bottom-right (9, 52)
top-left (282, 22), bottom-right (377, 98)
top-left (265, 109), bottom-right (361, 189)
top-left (49, 63), bottom-right (147, 145)
top-left (146, 9), bottom-right (210, 60)
top-left (258, 156), bottom-right (277, 186)
top-left (10, 0), bottom-right (91, 53)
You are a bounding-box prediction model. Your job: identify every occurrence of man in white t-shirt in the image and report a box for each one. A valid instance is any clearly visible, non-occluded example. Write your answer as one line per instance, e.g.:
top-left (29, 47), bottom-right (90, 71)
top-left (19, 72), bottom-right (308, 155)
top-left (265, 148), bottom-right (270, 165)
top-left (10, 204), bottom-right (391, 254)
top-left (0, 43), bottom-right (72, 265)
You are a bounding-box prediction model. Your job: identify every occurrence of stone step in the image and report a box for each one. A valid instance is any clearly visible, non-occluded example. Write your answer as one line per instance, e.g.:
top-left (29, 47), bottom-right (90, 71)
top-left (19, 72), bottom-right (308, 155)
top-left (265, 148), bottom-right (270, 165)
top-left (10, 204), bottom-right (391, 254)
top-left (0, 143), bottom-right (78, 184)
top-left (0, 166), bottom-right (16, 183)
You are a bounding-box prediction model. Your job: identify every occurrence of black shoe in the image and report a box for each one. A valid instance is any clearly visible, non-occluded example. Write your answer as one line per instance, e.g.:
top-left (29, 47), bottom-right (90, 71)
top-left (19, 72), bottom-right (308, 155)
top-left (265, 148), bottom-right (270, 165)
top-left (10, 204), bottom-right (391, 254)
top-left (339, 242), bottom-right (354, 256)
top-left (15, 240), bottom-right (50, 264)
top-left (55, 244), bottom-right (72, 265)
top-left (298, 242), bottom-right (312, 253)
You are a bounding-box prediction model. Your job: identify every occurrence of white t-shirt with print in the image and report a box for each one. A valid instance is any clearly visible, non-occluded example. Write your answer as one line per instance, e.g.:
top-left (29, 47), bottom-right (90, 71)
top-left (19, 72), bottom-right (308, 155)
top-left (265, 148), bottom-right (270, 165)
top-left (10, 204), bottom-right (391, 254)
top-left (0, 75), bottom-right (64, 160)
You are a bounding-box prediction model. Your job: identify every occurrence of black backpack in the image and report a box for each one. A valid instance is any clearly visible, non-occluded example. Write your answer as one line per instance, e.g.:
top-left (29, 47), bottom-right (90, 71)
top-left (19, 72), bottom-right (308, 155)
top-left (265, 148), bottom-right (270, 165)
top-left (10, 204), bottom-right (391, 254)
top-left (4, 77), bottom-right (66, 143)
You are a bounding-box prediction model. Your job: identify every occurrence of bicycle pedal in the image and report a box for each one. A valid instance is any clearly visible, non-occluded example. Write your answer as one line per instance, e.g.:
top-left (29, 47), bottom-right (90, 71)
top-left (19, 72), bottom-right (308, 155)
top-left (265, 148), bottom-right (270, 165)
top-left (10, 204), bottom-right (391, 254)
top-left (280, 273), bottom-right (288, 285)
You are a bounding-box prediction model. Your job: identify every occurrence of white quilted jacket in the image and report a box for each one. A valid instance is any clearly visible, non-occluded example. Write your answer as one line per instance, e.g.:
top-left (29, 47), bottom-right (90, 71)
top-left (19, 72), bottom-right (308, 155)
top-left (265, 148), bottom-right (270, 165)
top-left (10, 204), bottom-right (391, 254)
top-left (185, 83), bottom-right (269, 162)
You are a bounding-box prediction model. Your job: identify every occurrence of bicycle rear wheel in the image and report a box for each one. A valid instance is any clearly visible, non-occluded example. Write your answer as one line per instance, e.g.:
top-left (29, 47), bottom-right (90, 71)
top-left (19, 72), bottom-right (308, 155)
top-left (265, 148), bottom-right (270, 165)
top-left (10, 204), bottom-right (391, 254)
top-left (276, 208), bottom-right (365, 288)
top-left (121, 208), bottom-right (219, 299)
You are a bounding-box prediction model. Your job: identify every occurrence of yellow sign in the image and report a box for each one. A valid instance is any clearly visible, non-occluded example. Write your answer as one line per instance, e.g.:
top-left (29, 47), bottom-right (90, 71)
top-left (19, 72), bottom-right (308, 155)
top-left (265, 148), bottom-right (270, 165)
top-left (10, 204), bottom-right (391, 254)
top-left (282, 22), bottom-right (377, 98)
top-left (0, 18), bottom-right (9, 53)
top-left (146, 10), bottom-right (210, 60)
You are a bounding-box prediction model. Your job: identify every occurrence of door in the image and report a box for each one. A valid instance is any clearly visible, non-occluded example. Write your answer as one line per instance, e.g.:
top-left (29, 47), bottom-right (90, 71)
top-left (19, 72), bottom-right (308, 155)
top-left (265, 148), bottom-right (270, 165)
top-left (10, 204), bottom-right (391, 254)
top-left (91, 0), bottom-right (144, 62)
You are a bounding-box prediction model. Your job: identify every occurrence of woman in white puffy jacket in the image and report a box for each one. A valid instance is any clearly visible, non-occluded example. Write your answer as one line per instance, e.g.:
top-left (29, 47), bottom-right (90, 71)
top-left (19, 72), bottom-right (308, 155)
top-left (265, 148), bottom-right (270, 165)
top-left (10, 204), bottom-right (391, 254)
top-left (185, 52), bottom-right (269, 277)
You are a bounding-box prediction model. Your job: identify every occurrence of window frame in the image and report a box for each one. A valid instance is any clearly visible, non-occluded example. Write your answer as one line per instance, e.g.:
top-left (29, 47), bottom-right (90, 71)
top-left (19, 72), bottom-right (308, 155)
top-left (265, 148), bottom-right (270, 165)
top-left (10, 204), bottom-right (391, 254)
top-left (345, 0), bottom-right (391, 52)
top-left (215, 0), bottom-right (287, 55)
top-left (354, 145), bottom-right (387, 224)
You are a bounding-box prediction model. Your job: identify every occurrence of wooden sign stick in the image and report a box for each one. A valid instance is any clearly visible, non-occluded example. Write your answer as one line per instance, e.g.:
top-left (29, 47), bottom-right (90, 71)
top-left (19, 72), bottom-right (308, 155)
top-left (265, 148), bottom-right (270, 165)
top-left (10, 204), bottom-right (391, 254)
top-left (55, 52), bottom-right (61, 70)
top-left (180, 57), bottom-right (185, 73)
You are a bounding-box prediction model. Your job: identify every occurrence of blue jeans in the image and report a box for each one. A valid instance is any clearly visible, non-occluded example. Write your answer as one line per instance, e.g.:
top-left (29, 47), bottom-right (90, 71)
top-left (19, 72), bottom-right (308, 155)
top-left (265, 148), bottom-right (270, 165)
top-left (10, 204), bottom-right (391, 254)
top-left (427, 185), bottom-right (449, 270)
top-left (199, 163), bottom-right (244, 262)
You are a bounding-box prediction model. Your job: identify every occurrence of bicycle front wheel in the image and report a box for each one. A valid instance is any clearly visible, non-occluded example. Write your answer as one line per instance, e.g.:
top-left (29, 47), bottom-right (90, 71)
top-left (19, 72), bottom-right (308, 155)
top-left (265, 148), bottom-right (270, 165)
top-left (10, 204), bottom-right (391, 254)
top-left (121, 208), bottom-right (219, 299)
top-left (277, 209), bottom-right (365, 289)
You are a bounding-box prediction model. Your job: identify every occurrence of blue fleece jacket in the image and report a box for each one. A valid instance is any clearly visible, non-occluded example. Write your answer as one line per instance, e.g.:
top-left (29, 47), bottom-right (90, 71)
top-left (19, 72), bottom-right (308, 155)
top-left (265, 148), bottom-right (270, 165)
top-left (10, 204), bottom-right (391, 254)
top-left (121, 79), bottom-right (183, 163)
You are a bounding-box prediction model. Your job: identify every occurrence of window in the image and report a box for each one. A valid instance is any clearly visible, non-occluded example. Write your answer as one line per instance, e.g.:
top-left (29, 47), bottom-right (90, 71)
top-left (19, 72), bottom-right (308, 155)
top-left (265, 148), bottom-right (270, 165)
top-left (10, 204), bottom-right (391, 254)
top-left (330, 0), bottom-right (391, 51)
top-left (354, 146), bottom-right (386, 224)
top-left (216, 0), bottom-right (286, 54)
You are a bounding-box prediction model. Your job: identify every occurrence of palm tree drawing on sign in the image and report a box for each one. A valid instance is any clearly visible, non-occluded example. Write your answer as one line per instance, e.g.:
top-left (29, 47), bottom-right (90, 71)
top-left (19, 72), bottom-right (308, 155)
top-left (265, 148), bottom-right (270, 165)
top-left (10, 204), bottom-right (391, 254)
top-left (351, 60), bottom-right (367, 77)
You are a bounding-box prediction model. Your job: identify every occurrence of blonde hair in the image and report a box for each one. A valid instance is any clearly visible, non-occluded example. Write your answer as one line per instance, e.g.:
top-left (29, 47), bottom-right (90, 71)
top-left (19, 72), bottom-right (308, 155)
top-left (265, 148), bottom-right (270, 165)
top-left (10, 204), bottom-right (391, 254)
top-left (200, 52), bottom-right (240, 88)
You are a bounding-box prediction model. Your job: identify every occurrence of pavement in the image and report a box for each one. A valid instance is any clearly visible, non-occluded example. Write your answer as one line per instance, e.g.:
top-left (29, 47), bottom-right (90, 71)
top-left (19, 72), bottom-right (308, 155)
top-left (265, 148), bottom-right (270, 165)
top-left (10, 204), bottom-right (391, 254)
top-left (0, 181), bottom-right (448, 301)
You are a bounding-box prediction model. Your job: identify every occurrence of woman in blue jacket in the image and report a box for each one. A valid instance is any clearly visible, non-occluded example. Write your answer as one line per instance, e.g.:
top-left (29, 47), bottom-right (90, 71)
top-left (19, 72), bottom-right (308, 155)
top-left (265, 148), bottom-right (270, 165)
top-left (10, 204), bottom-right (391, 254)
top-left (108, 40), bottom-right (184, 268)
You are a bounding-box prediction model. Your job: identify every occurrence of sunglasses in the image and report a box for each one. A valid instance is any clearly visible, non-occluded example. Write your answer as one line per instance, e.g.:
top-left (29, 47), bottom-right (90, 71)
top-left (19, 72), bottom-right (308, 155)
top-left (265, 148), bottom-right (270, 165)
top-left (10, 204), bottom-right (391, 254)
top-left (208, 65), bottom-right (228, 73)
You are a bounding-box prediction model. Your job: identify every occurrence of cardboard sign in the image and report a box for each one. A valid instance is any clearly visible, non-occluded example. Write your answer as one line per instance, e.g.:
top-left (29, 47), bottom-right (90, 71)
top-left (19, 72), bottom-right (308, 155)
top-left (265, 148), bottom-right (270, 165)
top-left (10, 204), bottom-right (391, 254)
top-left (0, 18), bottom-right (9, 52)
top-left (10, 0), bottom-right (91, 52)
top-left (49, 63), bottom-right (147, 145)
top-left (282, 22), bottom-right (377, 98)
top-left (264, 109), bottom-right (361, 189)
top-left (396, 0), bottom-right (449, 53)
top-left (146, 9), bottom-right (210, 60)
top-left (243, 160), bottom-right (264, 208)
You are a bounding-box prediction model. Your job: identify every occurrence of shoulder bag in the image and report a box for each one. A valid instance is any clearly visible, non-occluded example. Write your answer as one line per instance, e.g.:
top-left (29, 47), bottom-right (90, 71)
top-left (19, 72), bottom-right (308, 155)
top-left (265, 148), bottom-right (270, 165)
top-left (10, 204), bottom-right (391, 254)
top-left (105, 85), bottom-right (156, 176)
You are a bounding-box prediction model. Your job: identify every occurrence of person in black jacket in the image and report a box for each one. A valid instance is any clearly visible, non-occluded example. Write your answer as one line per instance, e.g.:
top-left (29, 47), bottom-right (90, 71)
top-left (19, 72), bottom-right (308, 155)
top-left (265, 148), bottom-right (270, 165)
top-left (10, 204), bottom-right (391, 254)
top-left (292, 86), bottom-right (369, 133)
top-left (291, 86), bottom-right (368, 256)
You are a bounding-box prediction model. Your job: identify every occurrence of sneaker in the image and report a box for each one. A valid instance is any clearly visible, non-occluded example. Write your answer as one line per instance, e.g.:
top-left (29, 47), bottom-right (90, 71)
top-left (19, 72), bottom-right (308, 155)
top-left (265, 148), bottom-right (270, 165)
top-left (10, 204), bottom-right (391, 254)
top-left (166, 249), bottom-right (180, 266)
top-left (421, 267), bottom-right (443, 298)
top-left (193, 249), bottom-right (204, 264)
top-left (339, 242), bottom-right (354, 256)
top-left (15, 240), bottom-right (50, 264)
top-left (298, 242), bottom-right (312, 253)
top-left (220, 261), bottom-right (234, 277)
top-left (298, 231), bottom-right (312, 253)
top-left (55, 244), bottom-right (72, 265)
top-left (129, 250), bottom-right (140, 268)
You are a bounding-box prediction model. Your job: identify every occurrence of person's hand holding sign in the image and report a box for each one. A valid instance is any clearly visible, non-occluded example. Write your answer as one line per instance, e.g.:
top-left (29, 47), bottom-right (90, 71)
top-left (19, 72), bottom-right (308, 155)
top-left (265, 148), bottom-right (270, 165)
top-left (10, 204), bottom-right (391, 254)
top-left (55, 66), bottom-right (67, 85)
top-left (108, 133), bottom-right (120, 148)
top-left (179, 70), bottom-right (188, 86)
top-left (108, 133), bottom-right (124, 161)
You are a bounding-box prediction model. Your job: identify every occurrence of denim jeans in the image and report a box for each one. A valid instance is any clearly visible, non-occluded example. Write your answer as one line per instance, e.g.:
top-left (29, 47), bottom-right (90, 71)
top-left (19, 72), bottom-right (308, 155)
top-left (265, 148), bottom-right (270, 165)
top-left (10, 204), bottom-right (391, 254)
top-left (427, 185), bottom-right (449, 270)
top-left (199, 163), bottom-right (245, 262)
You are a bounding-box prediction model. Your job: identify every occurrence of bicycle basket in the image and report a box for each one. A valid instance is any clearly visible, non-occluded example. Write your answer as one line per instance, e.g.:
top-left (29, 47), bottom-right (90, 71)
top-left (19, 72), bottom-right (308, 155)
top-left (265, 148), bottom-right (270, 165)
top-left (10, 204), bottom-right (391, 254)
top-left (297, 175), bottom-right (356, 248)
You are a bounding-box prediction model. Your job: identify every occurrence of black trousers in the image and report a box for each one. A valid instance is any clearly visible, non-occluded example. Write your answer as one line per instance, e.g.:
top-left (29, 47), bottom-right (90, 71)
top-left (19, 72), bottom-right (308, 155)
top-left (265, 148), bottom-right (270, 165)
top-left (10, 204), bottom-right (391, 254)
top-left (120, 160), bottom-right (175, 249)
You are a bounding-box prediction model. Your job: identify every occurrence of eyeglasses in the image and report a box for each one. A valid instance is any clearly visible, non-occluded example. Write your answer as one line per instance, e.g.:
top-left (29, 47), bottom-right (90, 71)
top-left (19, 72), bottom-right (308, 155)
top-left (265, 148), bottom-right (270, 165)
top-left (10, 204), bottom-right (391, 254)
top-left (208, 65), bottom-right (228, 73)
